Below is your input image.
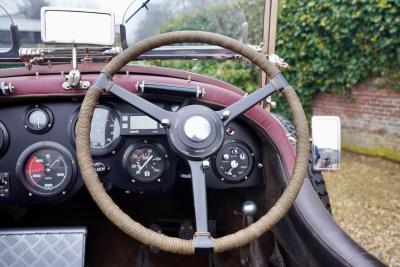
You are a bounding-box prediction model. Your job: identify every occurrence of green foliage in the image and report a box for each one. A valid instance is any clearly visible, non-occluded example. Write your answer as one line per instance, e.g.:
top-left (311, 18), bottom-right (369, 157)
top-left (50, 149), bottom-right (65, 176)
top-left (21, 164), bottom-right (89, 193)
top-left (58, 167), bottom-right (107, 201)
top-left (153, 0), bottom-right (263, 92)
top-left (151, 0), bottom-right (400, 118)
top-left (274, 0), bottom-right (400, 117)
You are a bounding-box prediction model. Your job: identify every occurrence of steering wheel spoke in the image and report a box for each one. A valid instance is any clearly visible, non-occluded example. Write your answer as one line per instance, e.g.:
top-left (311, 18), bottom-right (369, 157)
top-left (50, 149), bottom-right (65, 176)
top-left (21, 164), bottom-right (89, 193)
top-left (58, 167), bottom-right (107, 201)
top-left (217, 83), bottom-right (276, 126)
top-left (93, 74), bottom-right (173, 124)
top-left (188, 160), bottom-right (213, 251)
top-left (110, 83), bottom-right (174, 124)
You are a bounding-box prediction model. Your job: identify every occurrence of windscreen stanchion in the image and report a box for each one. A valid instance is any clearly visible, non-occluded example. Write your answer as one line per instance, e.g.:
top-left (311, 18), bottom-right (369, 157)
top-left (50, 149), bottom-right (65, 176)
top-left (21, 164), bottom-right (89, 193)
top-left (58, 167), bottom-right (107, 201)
top-left (189, 160), bottom-right (214, 253)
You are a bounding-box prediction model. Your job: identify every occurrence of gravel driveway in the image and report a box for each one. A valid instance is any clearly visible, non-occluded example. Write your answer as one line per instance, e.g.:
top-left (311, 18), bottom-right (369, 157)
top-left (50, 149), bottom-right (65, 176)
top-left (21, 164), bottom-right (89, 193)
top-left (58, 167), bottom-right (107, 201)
top-left (324, 151), bottom-right (400, 266)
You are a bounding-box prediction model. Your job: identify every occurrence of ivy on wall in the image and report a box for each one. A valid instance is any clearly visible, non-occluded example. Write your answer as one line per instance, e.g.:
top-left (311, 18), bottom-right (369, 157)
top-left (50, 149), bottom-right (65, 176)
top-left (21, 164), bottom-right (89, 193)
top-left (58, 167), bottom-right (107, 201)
top-left (152, 0), bottom-right (400, 118)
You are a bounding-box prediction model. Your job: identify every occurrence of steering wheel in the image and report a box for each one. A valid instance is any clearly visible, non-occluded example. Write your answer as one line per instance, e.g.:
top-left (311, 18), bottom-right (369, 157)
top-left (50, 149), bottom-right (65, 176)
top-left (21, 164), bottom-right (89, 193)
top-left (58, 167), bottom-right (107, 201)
top-left (76, 31), bottom-right (309, 255)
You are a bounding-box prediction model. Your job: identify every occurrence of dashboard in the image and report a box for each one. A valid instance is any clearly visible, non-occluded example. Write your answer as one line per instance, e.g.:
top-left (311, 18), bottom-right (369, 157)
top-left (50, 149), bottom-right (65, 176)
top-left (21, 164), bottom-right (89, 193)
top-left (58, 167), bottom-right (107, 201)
top-left (0, 97), bottom-right (264, 204)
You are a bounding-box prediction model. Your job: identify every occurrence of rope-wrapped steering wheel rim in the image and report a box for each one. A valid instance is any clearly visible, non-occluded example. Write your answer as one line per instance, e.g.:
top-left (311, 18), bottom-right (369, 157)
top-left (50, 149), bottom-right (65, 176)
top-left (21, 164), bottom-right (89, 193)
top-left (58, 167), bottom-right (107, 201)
top-left (76, 31), bottom-right (309, 255)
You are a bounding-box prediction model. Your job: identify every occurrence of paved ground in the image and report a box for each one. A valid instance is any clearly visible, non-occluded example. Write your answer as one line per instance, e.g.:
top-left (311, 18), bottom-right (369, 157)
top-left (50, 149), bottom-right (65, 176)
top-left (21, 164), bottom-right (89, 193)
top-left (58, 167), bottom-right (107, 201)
top-left (324, 151), bottom-right (400, 267)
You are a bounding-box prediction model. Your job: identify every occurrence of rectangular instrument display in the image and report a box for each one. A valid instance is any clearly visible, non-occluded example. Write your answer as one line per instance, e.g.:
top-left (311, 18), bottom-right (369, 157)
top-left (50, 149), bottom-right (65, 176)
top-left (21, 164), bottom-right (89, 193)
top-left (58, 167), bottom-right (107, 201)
top-left (120, 113), bottom-right (166, 135)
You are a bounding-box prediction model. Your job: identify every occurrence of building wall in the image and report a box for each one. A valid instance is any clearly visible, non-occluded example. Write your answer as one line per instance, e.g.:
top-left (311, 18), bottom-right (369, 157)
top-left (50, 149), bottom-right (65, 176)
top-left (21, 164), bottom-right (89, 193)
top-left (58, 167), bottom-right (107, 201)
top-left (312, 83), bottom-right (400, 161)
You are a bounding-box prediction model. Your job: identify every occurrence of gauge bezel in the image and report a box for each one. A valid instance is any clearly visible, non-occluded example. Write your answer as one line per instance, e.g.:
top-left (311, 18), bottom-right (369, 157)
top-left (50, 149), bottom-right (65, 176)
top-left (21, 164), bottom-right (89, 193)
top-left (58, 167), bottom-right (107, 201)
top-left (24, 105), bottom-right (54, 134)
top-left (70, 104), bottom-right (122, 156)
top-left (0, 121), bottom-right (10, 158)
top-left (213, 140), bottom-right (254, 183)
top-left (122, 141), bottom-right (168, 183)
top-left (16, 141), bottom-right (77, 198)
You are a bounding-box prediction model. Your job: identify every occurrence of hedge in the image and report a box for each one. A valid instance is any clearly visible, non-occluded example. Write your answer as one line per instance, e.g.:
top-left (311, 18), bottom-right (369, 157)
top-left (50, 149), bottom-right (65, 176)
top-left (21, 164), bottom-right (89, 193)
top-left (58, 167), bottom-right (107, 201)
top-left (153, 0), bottom-right (400, 118)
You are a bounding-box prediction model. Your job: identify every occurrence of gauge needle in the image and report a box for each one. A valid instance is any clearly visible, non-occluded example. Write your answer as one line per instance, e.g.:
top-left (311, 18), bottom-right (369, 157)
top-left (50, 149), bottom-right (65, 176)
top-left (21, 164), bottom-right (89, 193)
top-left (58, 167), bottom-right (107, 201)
top-left (227, 160), bottom-right (239, 175)
top-left (50, 156), bottom-right (61, 168)
top-left (136, 155), bottom-right (153, 174)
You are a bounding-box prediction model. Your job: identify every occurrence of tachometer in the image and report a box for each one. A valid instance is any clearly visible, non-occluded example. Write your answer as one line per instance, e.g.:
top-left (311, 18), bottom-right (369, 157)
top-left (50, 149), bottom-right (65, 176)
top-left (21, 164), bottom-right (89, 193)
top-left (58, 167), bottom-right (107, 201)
top-left (16, 141), bottom-right (77, 197)
top-left (123, 143), bottom-right (167, 183)
top-left (72, 106), bottom-right (121, 156)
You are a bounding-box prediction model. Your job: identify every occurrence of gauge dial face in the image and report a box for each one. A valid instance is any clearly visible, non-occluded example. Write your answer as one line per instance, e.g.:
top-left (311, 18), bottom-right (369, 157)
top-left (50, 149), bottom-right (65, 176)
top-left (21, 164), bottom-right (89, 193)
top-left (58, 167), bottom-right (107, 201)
top-left (26, 108), bottom-right (51, 132)
top-left (215, 142), bottom-right (253, 182)
top-left (126, 144), bottom-right (166, 182)
top-left (74, 107), bottom-right (121, 155)
top-left (23, 148), bottom-right (72, 196)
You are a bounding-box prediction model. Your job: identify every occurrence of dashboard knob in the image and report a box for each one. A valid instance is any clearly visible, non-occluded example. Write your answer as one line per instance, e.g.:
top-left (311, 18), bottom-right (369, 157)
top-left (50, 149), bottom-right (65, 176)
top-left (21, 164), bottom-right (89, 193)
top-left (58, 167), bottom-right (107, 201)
top-left (241, 200), bottom-right (257, 216)
top-left (183, 115), bottom-right (211, 142)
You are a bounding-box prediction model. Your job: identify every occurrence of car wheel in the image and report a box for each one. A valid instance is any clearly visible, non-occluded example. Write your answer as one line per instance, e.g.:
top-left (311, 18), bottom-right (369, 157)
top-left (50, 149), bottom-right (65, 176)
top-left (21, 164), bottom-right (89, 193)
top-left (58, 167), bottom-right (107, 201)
top-left (273, 113), bottom-right (332, 213)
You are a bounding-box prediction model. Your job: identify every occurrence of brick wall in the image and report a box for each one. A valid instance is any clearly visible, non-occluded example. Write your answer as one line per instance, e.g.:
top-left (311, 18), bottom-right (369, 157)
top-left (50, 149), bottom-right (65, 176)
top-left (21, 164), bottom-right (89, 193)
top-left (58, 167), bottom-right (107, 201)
top-left (312, 83), bottom-right (400, 161)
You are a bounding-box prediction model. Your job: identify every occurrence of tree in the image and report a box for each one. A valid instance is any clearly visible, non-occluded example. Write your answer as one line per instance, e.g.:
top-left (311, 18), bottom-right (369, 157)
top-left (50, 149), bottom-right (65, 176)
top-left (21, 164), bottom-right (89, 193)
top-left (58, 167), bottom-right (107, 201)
top-left (17, 0), bottom-right (48, 19)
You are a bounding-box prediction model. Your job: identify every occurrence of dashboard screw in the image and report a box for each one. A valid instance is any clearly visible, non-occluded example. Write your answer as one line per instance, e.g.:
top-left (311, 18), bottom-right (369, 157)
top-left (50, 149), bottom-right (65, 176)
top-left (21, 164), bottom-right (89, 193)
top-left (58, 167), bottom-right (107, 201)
top-left (62, 191), bottom-right (66, 195)
top-left (157, 179), bottom-right (161, 182)
top-left (221, 177), bottom-right (225, 181)
top-left (244, 176), bottom-right (248, 180)
top-left (28, 192), bottom-right (32, 197)
top-left (24, 125), bottom-right (27, 128)
top-left (131, 179), bottom-right (136, 183)
top-left (112, 150), bottom-right (116, 154)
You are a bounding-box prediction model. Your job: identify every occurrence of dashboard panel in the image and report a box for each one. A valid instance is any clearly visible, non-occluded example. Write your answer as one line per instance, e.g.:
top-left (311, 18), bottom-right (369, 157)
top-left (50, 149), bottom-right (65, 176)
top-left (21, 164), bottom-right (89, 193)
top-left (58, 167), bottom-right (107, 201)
top-left (0, 97), bottom-right (264, 204)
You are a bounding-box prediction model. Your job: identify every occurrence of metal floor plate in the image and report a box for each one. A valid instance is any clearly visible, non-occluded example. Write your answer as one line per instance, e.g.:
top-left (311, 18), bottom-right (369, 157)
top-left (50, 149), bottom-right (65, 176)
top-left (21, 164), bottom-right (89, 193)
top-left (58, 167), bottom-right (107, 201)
top-left (0, 227), bottom-right (86, 267)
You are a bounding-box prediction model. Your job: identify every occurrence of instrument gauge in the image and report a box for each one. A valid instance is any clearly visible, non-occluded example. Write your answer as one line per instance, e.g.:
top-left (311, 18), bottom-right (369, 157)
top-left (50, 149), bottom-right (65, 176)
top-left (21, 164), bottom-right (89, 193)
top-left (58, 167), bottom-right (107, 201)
top-left (16, 141), bottom-right (77, 197)
top-left (72, 106), bottom-right (121, 156)
top-left (0, 122), bottom-right (9, 158)
top-left (215, 141), bottom-right (254, 183)
top-left (25, 106), bottom-right (53, 133)
top-left (123, 143), bottom-right (167, 183)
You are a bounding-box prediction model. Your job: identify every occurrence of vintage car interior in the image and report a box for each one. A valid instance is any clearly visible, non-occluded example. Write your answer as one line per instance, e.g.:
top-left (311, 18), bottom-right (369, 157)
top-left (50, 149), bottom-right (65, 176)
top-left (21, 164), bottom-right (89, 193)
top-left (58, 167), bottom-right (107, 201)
top-left (0, 2), bottom-right (385, 267)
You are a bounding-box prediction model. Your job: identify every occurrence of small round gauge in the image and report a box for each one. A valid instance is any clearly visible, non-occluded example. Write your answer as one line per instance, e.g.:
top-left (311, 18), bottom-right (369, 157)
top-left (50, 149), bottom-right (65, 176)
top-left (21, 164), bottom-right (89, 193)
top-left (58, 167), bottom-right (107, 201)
top-left (123, 143), bottom-right (166, 183)
top-left (25, 106), bottom-right (53, 133)
top-left (73, 106), bottom-right (121, 156)
top-left (0, 122), bottom-right (9, 158)
top-left (215, 141), bottom-right (254, 183)
top-left (17, 142), bottom-right (77, 197)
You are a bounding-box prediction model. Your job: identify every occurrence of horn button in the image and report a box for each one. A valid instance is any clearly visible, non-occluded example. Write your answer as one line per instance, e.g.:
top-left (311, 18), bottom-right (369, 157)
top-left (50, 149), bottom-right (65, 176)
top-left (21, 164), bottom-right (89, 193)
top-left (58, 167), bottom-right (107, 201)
top-left (184, 116), bottom-right (211, 142)
top-left (168, 105), bottom-right (225, 160)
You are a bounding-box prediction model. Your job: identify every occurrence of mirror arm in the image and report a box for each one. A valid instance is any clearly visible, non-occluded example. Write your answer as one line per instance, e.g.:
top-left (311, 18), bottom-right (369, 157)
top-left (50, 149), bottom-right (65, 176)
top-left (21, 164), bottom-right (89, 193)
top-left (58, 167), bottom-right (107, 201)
top-left (62, 45), bottom-right (91, 90)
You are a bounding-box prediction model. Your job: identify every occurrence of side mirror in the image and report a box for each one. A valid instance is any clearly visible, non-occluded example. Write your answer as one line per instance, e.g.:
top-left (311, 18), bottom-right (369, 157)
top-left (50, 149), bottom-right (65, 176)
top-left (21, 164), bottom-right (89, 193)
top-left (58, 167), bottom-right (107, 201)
top-left (41, 7), bottom-right (115, 45)
top-left (311, 116), bottom-right (341, 171)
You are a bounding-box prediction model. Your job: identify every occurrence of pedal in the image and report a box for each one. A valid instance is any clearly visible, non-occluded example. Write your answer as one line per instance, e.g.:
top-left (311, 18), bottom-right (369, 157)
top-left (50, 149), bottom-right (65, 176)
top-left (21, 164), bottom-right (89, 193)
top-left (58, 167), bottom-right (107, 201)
top-left (0, 227), bottom-right (87, 267)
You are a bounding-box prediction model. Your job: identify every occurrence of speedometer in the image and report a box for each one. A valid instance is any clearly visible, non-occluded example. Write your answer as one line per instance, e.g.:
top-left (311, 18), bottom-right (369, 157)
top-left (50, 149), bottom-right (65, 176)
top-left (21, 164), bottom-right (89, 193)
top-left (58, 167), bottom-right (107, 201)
top-left (73, 106), bottom-right (121, 156)
top-left (123, 143), bottom-right (167, 183)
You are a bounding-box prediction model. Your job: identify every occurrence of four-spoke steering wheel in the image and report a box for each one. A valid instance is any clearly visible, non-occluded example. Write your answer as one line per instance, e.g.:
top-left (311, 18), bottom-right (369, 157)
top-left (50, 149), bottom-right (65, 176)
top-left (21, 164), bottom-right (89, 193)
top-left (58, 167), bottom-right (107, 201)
top-left (76, 31), bottom-right (309, 254)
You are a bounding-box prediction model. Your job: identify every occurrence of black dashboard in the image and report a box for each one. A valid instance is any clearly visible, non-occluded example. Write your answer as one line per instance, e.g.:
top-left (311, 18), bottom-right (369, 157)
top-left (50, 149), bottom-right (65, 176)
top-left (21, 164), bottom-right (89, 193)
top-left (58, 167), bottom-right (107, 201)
top-left (0, 97), bottom-right (264, 204)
